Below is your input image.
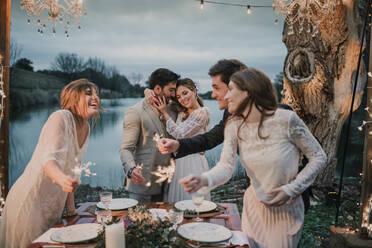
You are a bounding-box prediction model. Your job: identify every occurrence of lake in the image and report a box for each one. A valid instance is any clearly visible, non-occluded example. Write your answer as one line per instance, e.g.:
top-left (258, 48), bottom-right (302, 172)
top-left (10, 98), bottom-right (361, 189)
top-left (10, 98), bottom-right (247, 189)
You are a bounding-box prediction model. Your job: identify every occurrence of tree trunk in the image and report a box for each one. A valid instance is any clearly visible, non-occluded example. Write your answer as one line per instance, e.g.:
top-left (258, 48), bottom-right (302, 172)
top-left (0, 0), bottom-right (10, 197)
top-left (281, 0), bottom-right (366, 187)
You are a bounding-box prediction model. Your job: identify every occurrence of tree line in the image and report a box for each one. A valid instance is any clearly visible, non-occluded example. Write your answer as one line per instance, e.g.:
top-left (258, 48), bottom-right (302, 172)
top-left (12, 50), bottom-right (146, 98)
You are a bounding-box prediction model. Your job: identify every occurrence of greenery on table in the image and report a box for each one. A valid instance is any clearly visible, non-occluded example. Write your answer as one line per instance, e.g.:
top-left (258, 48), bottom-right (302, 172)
top-left (96, 205), bottom-right (189, 248)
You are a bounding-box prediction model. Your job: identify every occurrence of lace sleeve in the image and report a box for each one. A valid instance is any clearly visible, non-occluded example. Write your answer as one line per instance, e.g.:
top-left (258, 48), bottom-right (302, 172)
top-left (200, 119), bottom-right (238, 192)
top-left (281, 112), bottom-right (327, 197)
top-left (39, 110), bottom-right (69, 167)
top-left (166, 107), bottom-right (210, 139)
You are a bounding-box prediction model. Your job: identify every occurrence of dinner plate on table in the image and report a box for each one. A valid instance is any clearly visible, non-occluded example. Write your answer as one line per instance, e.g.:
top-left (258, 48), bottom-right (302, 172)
top-left (96, 198), bottom-right (138, 210)
top-left (50, 223), bottom-right (102, 244)
top-left (177, 222), bottom-right (232, 243)
top-left (174, 200), bottom-right (217, 213)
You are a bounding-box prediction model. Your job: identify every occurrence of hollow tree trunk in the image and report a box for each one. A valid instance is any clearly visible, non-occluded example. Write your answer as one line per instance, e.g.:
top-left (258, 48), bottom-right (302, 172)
top-left (281, 0), bottom-right (366, 187)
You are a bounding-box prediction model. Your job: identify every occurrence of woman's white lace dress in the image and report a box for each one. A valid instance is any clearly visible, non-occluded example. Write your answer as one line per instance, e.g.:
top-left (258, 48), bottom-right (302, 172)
top-left (202, 109), bottom-right (326, 248)
top-left (166, 107), bottom-right (211, 202)
top-left (0, 110), bottom-right (89, 248)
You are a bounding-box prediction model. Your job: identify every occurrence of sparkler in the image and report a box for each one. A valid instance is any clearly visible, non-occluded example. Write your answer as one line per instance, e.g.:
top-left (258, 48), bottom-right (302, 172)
top-left (151, 158), bottom-right (176, 184)
top-left (72, 158), bottom-right (97, 181)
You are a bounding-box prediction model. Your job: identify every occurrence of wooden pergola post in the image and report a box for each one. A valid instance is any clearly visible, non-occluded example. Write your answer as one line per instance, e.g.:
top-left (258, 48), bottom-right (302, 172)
top-left (0, 0), bottom-right (11, 198)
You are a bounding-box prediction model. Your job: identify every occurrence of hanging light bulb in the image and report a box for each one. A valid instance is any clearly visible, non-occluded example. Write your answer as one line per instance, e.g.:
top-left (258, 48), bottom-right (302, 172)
top-left (200, 0), bottom-right (204, 10)
top-left (246, 5), bottom-right (251, 15)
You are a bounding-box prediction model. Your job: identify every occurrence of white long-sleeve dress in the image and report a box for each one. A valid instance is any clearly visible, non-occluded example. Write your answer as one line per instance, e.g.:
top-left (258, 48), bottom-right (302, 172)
top-left (166, 107), bottom-right (211, 202)
top-left (0, 110), bottom-right (89, 248)
top-left (202, 109), bottom-right (326, 248)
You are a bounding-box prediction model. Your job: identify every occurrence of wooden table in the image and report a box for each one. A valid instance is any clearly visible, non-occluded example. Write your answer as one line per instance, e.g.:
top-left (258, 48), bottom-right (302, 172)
top-left (29, 202), bottom-right (248, 248)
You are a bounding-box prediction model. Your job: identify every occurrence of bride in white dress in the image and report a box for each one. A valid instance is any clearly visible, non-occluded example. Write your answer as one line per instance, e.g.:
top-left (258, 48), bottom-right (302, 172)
top-left (154, 78), bottom-right (211, 202)
top-left (0, 79), bottom-right (102, 248)
top-left (180, 68), bottom-right (326, 248)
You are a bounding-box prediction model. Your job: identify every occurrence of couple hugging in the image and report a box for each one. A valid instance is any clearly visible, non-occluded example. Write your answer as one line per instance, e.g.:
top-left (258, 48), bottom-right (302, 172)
top-left (119, 59), bottom-right (246, 203)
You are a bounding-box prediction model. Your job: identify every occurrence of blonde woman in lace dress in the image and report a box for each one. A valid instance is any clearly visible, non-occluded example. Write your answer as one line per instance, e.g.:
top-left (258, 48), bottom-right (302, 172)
top-left (180, 68), bottom-right (327, 248)
top-left (154, 78), bottom-right (210, 202)
top-left (0, 79), bottom-right (102, 248)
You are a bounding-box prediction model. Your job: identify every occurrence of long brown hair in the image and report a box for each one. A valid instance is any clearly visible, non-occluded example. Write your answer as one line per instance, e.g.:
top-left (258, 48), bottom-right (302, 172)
top-left (176, 78), bottom-right (204, 121)
top-left (60, 79), bottom-right (103, 125)
top-left (230, 68), bottom-right (278, 139)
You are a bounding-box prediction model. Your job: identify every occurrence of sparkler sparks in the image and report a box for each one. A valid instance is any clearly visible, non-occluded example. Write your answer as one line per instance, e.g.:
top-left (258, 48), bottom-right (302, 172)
top-left (151, 159), bottom-right (176, 184)
top-left (153, 132), bottom-right (163, 142)
top-left (72, 159), bottom-right (97, 180)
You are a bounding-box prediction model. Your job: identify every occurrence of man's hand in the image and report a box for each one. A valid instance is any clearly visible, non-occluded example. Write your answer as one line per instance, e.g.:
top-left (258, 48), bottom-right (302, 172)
top-left (131, 167), bottom-right (145, 184)
top-left (261, 188), bottom-right (291, 207)
top-left (157, 138), bottom-right (180, 154)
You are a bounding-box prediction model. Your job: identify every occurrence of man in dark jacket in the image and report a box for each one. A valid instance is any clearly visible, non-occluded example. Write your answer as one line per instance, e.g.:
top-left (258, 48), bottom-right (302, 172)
top-left (157, 59), bottom-right (247, 157)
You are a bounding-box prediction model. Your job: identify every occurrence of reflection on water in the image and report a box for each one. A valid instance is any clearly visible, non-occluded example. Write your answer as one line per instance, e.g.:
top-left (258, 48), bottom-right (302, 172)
top-left (10, 98), bottom-right (244, 189)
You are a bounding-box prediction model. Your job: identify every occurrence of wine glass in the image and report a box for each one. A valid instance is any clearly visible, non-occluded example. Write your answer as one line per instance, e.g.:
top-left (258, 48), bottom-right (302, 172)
top-left (100, 191), bottom-right (112, 210)
top-left (192, 192), bottom-right (205, 222)
top-left (169, 209), bottom-right (184, 228)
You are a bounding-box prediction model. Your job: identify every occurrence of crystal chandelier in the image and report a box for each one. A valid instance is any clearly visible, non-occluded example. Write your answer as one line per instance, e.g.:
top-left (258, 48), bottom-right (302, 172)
top-left (20, 0), bottom-right (87, 37)
top-left (272, 0), bottom-right (341, 37)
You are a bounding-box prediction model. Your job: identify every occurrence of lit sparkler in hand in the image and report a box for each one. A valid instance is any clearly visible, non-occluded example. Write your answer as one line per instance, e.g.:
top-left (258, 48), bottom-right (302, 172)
top-left (153, 132), bottom-right (163, 142)
top-left (151, 158), bottom-right (176, 184)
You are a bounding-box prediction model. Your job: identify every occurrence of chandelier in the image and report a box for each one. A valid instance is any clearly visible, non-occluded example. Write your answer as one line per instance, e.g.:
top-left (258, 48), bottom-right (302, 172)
top-left (272, 0), bottom-right (341, 37)
top-left (20, 0), bottom-right (87, 37)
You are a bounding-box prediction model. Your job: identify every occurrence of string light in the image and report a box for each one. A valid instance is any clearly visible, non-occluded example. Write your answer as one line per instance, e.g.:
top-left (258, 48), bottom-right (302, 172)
top-left (194, 0), bottom-right (275, 23)
top-left (0, 55), bottom-right (5, 131)
top-left (246, 5), bottom-right (251, 15)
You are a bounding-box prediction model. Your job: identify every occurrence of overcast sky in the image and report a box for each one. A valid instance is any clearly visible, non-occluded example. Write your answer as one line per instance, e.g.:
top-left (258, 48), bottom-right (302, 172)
top-left (11, 0), bottom-right (287, 92)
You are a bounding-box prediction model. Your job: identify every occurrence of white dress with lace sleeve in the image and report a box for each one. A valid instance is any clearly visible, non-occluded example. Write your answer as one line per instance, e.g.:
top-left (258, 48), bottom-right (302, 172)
top-left (0, 110), bottom-right (89, 248)
top-left (166, 107), bottom-right (211, 202)
top-left (202, 109), bottom-right (326, 248)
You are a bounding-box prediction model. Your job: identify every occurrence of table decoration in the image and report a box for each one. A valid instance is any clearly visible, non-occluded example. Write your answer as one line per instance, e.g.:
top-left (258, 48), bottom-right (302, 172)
top-left (105, 221), bottom-right (125, 248)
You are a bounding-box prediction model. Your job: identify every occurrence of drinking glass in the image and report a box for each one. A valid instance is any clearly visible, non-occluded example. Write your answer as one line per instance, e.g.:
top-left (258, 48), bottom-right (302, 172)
top-left (192, 192), bottom-right (205, 222)
top-left (97, 209), bottom-right (112, 224)
top-left (169, 209), bottom-right (184, 227)
top-left (100, 191), bottom-right (112, 210)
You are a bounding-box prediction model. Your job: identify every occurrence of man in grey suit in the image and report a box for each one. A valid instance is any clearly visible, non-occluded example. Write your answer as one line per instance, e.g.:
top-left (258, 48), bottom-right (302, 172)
top-left (120, 68), bottom-right (179, 202)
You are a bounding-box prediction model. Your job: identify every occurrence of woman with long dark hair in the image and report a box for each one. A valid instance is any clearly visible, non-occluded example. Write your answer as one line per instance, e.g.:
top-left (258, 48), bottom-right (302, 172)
top-left (154, 78), bottom-right (211, 201)
top-left (180, 68), bottom-right (326, 247)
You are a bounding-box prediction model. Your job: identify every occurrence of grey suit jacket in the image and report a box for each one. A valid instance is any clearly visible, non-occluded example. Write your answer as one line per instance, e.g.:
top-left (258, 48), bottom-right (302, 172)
top-left (119, 99), bottom-right (177, 195)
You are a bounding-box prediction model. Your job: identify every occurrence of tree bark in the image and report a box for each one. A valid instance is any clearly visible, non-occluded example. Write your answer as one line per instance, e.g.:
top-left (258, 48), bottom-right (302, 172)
top-left (0, 0), bottom-right (10, 197)
top-left (281, 0), bottom-right (366, 187)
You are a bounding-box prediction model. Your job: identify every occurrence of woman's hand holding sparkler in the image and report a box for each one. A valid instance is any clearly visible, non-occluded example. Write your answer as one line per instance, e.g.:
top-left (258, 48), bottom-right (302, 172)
top-left (179, 174), bottom-right (208, 194)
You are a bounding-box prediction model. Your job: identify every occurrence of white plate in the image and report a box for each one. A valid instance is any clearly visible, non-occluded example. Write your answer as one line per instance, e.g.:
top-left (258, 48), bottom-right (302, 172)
top-left (50, 223), bottom-right (102, 244)
top-left (149, 208), bottom-right (169, 221)
top-left (96, 198), bottom-right (138, 210)
top-left (174, 200), bottom-right (217, 213)
top-left (177, 222), bottom-right (232, 243)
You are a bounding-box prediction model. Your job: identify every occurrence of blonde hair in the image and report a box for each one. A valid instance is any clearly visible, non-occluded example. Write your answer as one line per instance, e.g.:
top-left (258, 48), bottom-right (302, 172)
top-left (60, 79), bottom-right (102, 125)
